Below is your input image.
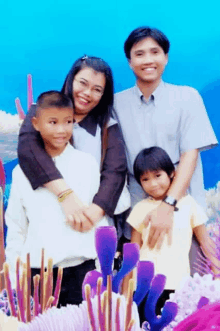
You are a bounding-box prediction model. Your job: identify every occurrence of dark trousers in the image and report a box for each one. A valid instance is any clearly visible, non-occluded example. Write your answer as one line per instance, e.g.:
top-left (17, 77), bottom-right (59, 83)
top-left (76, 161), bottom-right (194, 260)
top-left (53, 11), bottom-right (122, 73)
top-left (113, 208), bottom-right (131, 253)
top-left (138, 289), bottom-right (175, 325)
top-left (31, 259), bottom-right (96, 307)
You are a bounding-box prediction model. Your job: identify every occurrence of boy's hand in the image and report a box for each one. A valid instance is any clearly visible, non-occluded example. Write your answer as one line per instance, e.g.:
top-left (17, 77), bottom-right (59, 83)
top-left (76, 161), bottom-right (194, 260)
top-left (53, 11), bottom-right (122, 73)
top-left (144, 202), bottom-right (174, 250)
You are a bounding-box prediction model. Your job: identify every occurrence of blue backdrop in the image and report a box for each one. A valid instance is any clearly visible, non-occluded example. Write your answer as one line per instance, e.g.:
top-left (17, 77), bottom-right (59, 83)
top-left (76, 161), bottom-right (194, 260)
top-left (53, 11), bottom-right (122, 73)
top-left (1, 0), bottom-right (220, 188)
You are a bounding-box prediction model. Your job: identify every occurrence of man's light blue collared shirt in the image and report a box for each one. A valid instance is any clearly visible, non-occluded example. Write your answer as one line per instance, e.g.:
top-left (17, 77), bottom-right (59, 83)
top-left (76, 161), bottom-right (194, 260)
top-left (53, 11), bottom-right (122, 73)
top-left (114, 81), bottom-right (218, 207)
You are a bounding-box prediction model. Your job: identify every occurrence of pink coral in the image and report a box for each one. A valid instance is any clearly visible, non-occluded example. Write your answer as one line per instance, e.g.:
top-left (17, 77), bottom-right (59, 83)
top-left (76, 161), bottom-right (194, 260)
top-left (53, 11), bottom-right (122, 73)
top-left (173, 302), bottom-right (220, 330)
top-left (164, 272), bottom-right (220, 330)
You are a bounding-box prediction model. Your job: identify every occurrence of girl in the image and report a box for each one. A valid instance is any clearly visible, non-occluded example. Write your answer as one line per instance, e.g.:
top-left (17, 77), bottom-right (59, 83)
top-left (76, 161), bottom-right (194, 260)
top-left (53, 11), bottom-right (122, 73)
top-left (18, 56), bottom-right (130, 238)
top-left (124, 147), bottom-right (218, 321)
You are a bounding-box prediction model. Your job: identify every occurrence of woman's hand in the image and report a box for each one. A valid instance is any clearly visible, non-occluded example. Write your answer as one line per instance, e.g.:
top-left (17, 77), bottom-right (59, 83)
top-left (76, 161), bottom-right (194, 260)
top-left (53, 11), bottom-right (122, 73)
top-left (82, 203), bottom-right (105, 227)
top-left (63, 196), bottom-right (104, 232)
top-left (61, 192), bottom-right (92, 232)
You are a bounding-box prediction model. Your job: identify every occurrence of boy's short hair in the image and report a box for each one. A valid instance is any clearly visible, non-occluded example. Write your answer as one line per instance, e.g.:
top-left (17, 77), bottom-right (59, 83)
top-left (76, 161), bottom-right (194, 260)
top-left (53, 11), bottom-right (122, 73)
top-left (36, 91), bottom-right (73, 116)
top-left (133, 147), bottom-right (175, 185)
top-left (124, 27), bottom-right (170, 59)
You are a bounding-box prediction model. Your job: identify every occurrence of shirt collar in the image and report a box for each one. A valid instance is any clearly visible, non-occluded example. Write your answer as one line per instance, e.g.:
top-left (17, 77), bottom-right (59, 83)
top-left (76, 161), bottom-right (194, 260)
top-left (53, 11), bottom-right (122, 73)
top-left (53, 142), bottom-right (73, 162)
top-left (78, 112), bottom-right (98, 136)
top-left (134, 80), bottom-right (165, 107)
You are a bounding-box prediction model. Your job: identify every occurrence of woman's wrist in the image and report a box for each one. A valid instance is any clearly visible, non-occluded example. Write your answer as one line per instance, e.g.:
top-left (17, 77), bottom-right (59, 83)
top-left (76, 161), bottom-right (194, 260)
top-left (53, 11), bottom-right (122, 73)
top-left (58, 189), bottom-right (73, 203)
top-left (44, 179), bottom-right (70, 197)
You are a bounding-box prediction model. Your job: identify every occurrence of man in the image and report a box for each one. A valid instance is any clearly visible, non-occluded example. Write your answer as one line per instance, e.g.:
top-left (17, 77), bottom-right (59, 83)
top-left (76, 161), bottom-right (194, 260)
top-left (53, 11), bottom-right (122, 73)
top-left (114, 27), bottom-right (218, 274)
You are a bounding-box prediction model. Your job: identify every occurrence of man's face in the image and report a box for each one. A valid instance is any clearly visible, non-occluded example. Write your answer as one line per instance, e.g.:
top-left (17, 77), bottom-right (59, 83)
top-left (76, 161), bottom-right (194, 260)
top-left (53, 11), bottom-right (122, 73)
top-left (129, 37), bottom-right (168, 85)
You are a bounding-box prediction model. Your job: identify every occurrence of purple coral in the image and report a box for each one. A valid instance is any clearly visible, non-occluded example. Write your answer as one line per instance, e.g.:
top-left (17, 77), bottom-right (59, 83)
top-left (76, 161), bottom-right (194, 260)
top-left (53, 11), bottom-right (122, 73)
top-left (95, 226), bottom-right (117, 286)
top-left (84, 226), bottom-right (178, 330)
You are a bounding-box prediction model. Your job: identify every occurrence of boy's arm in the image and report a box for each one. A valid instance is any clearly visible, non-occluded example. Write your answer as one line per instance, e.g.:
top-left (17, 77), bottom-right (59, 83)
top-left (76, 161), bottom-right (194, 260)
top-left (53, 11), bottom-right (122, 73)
top-left (193, 224), bottom-right (220, 276)
top-left (122, 228), bottom-right (142, 296)
top-left (5, 173), bottom-right (29, 286)
top-left (145, 149), bottom-right (198, 250)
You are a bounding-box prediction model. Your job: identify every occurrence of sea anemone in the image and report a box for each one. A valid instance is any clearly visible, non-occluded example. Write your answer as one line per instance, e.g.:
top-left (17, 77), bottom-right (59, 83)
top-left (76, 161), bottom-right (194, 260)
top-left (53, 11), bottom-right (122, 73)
top-left (18, 291), bottom-right (140, 331)
top-left (0, 250), bottom-right (63, 322)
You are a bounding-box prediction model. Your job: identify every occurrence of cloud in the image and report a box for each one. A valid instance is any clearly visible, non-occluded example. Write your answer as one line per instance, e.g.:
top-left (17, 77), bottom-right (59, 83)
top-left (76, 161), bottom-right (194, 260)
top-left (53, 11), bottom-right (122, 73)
top-left (0, 110), bottom-right (20, 133)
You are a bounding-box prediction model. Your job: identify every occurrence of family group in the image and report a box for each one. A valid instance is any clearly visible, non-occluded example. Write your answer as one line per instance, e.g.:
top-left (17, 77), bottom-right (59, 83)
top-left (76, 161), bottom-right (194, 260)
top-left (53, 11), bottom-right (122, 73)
top-left (4, 26), bottom-right (219, 318)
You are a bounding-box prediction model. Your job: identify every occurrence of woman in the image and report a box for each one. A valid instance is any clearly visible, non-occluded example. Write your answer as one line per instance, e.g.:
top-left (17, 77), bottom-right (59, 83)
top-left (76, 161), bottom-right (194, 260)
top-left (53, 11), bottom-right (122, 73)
top-left (18, 56), bottom-right (130, 239)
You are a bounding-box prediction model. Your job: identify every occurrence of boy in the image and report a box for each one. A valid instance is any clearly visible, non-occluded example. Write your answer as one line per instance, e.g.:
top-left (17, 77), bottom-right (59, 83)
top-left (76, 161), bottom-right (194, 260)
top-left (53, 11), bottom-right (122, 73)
top-left (124, 147), bottom-right (219, 319)
top-left (114, 27), bottom-right (218, 273)
top-left (5, 91), bottom-right (108, 306)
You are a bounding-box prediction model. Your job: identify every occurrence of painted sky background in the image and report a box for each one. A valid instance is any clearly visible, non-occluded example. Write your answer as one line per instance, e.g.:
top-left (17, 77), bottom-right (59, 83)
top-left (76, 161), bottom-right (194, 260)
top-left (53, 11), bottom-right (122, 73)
top-left (0, 0), bottom-right (220, 188)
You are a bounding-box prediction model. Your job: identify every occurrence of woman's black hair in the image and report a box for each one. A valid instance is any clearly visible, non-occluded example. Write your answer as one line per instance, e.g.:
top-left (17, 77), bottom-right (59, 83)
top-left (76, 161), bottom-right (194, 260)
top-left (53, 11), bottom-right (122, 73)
top-left (61, 56), bottom-right (114, 130)
top-left (133, 147), bottom-right (175, 185)
top-left (124, 27), bottom-right (170, 59)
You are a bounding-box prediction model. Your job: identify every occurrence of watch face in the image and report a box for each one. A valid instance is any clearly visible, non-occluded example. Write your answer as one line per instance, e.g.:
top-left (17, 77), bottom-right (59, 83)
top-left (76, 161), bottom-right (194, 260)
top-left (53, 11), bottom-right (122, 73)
top-left (164, 196), bottom-right (177, 206)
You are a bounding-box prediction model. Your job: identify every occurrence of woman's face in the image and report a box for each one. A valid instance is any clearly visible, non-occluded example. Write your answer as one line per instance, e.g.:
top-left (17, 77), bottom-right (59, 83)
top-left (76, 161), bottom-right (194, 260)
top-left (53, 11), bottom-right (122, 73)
top-left (72, 67), bottom-right (106, 120)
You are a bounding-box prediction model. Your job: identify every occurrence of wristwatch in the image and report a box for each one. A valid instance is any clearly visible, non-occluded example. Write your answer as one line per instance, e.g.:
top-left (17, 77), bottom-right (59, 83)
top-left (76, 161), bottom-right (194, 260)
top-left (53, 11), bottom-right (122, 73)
top-left (163, 195), bottom-right (179, 211)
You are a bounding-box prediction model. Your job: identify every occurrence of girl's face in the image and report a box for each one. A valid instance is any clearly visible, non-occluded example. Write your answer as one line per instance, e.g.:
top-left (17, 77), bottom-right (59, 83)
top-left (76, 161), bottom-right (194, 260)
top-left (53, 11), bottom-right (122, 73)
top-left (140, 169), bottom-right (173, 200)
top-left (72, 67), bottom-right (106, 121)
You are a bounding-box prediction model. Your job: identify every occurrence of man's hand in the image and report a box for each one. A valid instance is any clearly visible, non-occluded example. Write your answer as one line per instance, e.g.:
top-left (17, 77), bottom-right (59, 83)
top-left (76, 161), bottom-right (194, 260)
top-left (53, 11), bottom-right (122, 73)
top-left (144, 201), bottom-right (174, 250)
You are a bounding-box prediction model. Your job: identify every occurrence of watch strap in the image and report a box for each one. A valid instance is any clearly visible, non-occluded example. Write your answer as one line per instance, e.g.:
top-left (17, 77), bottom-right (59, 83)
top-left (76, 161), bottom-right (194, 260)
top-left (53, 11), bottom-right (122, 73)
top-left (163, 195), bottom-right (179, 211)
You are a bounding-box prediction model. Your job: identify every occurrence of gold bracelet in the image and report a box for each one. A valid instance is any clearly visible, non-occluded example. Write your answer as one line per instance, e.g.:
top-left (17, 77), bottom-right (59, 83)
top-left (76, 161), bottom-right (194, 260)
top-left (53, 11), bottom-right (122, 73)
top-left (58, 189), bottom-right (73, 203)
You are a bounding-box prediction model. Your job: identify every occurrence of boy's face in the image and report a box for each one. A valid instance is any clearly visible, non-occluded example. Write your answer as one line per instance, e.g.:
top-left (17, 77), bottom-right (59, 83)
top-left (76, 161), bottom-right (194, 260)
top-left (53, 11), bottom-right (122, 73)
top-left (140, 170), bottom-right (172, 200)
top-left (32, 107), bottom-right (74, 157)
top-left (129, 37), bottom-right (168, 86)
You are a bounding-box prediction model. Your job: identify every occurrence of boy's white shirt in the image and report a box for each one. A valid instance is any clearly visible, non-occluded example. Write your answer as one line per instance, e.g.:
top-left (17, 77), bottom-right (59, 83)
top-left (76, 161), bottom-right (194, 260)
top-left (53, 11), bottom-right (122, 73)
top-left (5, 143), bottom-right (108, 285)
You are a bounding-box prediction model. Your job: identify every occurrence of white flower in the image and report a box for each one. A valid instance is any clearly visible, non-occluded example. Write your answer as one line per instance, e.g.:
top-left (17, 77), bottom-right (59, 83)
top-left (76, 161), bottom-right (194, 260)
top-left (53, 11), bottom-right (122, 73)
top-left (0, 311), bottom-right (21, 331)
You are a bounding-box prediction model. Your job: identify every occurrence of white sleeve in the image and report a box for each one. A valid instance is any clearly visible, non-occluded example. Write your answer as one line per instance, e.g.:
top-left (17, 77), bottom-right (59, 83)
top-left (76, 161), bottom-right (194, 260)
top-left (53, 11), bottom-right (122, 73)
top-left (5, 170), bottom-right (28, 286)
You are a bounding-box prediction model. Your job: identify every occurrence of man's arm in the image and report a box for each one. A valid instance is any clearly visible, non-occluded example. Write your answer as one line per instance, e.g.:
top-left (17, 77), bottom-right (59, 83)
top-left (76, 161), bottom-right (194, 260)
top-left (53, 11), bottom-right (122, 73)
top-left (145, 149), bottom-right (198, 249)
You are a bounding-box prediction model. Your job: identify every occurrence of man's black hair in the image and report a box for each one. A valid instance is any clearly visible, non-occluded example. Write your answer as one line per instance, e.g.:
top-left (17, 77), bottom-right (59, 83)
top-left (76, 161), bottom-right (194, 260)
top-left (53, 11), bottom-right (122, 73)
top-left (133, 147), bottom-right (175, 185)
top-left (124, 27), bottom-right (170, 59)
